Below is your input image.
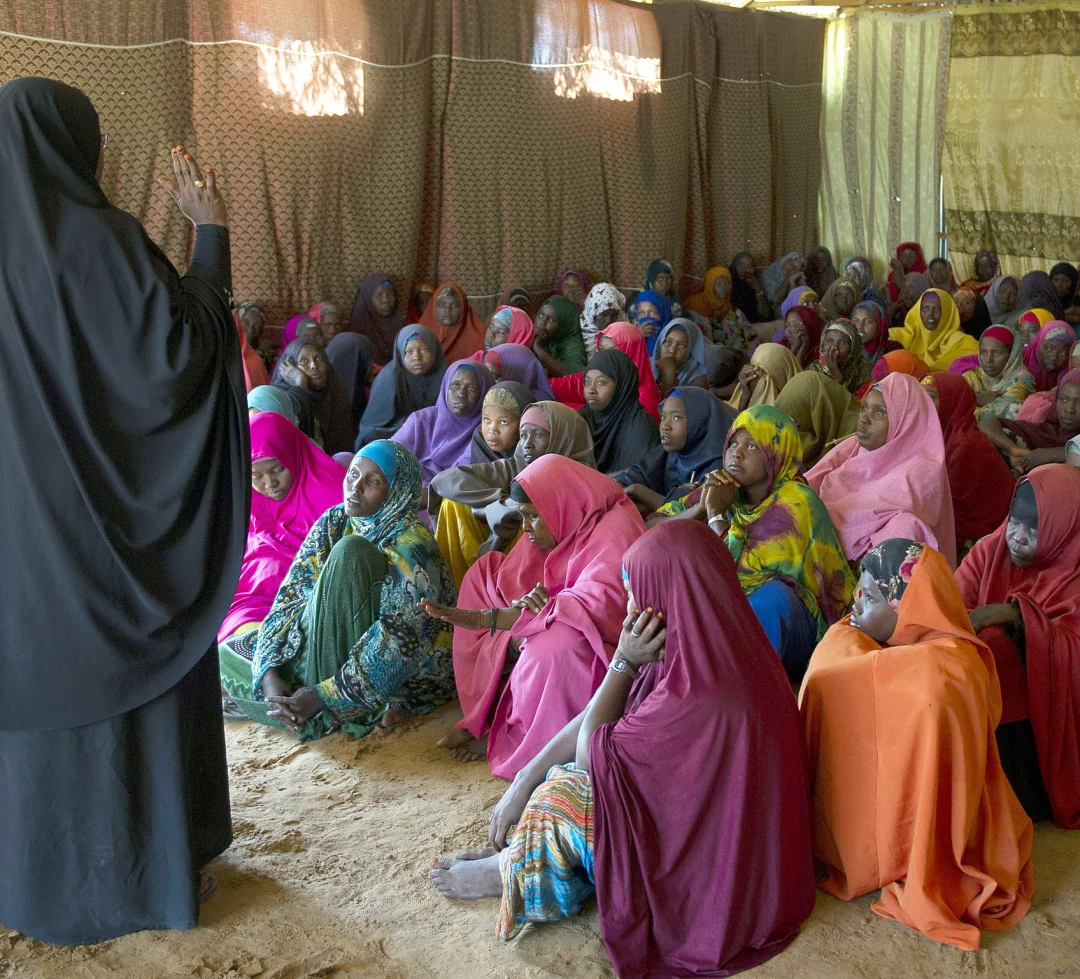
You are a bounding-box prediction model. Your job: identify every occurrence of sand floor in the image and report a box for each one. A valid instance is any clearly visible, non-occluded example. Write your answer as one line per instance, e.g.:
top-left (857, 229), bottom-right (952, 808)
top-left (3, 704), bottom-right (1079, 979)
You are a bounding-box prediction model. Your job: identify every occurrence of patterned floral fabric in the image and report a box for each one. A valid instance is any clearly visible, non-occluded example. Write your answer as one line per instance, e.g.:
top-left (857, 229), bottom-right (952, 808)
top-left (860, 538), bottom-right (926, 610)
top-left (251, 441), bottom-right (455, 725)
top-left (724, 406), bottom-right (857, 637)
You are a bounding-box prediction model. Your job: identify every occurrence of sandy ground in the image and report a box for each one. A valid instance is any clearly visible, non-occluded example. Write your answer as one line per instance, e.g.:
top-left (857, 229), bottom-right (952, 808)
top-left (3, 704), bottom-right (1080, 979)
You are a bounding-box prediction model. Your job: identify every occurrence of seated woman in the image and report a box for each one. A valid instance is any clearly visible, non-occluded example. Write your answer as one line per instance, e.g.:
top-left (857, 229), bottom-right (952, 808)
top-left (961, 326), bottom-right (1035, 422)
top-left (979, 369), bottom-right (1080, 474)
top-left (1023, 319), bottom-right (1074, 392)
top-left (357, 324), bottom-right (447, 446)
top-left (236, 300), bottom-right (274, 369)
top-left (818, 276), bottom-right (858, 322)
top-left (431, 402), bottom-right (595, 589)
top-left (578, 349), bottom-right (660, 475)
top-left (879, 348), bottom-right (931, 380)
top-left (407, 281), bottom-right (435, 324)
top-left (684, 266), bottom-right (755, 353)
top-left (698, 406), bottom-right (855, 680)
top-left (954, 287), bottom-right (993, 339)
top-left (392, 360), bottom-right (493, 486)
top-left (281, 313), bottom-right (324, 349)
top-left (927, 257), bottom-right (957, 293)
top-left (726, 342), bottom-right (802, 411)
top-left (470, 382), bottom-right (535, 464)
top-left (1016, 307), bottom-right (1054, 349)
top-left (616, 388), bottom-right (734, 515)
top-left (960, 250), bottom-right (1000, 297)
top-left (651, 318), bottom-right (709, 397)
top-left (429, 522), bottom-right (815, 977)
top-left (218, 413), bottom-right (346, 688)
top-left (801, 539), bottom-right (1034, 950)
top-left (556, 267), bottom-right (589, 310)
top-left (326, 332), bottom-right (376, 431)
top-left (774, 371), bottom-right (860, 468)
top-left (780, 304), bottom-right (824, 367)
top-left (531, 294), bottom-right (588, 377)
top-left (957, 467), bottom-right (1080, 827)
top-left (417, 282), bottom-right (486, 362)
top-left (549, 320), bottom-right (661, 420)
top-left (248, 384), bottom-right (299, 426)
top-left (349, 272), bottom-right (403, 364)
top-left (922, 372), bottom-right (1013, 560)
top-left (889, 288), bottom-right (979, 373)
top-left (233, 441), bottom-right (456, 740)
top-left (762, 252), bottom-right (806, 315)
top-left (808, 317), bottom-right (872, 398)
top-left (271, 337), bottom-right (355, 453)
top-left (477, 342), bottom-right (553, 400)
top-left (806, 373), bottom-right (956, 566)
top-left (805, 244), bottom-right (837, 296)
top-left (308, 300), bottom-right (345, 346)
top-left (641, 257), bottom-right (685, 318)
top-left (986, 276), bottom-right (1023, 330)
top-left (233, 306), bottom-right (269, 392)
top-left (887, 242), bottom-right (928, 301)
top-left (630, 288), bottom-right (672, 355)
top-left (1021, 270), bottom-right (1066, 322)
top-left (780, 285), bottom-right (818, 319)
top-left (579, 282), bottom-right (626, 356)
top-left (423, 456), bottom-right (645, 775)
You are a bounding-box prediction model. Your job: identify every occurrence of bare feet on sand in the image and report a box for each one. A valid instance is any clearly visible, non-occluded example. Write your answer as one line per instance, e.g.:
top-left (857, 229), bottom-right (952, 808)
top-left (430, 848), bottom-right (502, 900)
top-left (380, 708), bottom-right (406, 730)
top-left (436, 727), bottom-right (488, 762)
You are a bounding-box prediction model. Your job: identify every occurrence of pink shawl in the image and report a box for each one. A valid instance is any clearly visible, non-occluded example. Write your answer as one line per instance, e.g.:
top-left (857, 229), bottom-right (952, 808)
top-left (806, 372), bottom-right (957, 566)
top-left (1023, 320), bottom-right (1075, 392)
top-left (217, 413), bottom-right (346, 642)
top-left (452, 455), bottom-right (645, 779)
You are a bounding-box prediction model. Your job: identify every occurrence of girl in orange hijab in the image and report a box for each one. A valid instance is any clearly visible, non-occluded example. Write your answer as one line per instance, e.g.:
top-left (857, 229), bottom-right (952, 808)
top-left (417, 282), bottom-right (486, 362)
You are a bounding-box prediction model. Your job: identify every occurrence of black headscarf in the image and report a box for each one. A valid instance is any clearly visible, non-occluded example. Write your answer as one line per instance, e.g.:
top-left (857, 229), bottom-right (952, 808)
top-left (469, 381), bottom-right (535, 464)
top-left (1021, 271), bottom-right (1065, 320)
top-left (1050, 262), bottom-right (1078, 311)
top-left (959, 291), bottom-right (993, 339)
top-left (356, 324), bottom-right (447, 447)
top-left (730, 251), bottom-right (760, 323)
top-left (326, 332), bottom-right (376, 428)
top-left (348, 271), bottom-right (403, 364)
top-left (578, 349), bottom-right (660, 474)
top-left (0, 77), bottom-right (248, 731)
top-left (271, 338), bottom-right (356, 454)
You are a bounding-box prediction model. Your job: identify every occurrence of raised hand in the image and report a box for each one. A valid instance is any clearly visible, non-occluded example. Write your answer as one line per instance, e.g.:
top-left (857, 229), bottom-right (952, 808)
top-left (615, 607), bottom-right (666, 667)
top-left (157, 144), bottom-right (228, 227)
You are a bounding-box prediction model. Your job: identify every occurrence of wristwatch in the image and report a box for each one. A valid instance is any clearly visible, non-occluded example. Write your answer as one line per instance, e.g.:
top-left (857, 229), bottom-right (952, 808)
top-left (609, 657), bottom-right (638, 679)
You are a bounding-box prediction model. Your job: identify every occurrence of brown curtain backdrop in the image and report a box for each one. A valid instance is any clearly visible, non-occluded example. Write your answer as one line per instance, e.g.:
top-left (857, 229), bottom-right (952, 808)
top-left (0, 0), bottom-right (823, 321)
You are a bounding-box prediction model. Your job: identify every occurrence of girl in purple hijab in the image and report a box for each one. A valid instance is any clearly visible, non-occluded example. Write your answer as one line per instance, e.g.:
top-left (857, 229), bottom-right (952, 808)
top-left (480, 343), bottom-right (554, 401)
top-left (392, 360), bottom-right (494, 485)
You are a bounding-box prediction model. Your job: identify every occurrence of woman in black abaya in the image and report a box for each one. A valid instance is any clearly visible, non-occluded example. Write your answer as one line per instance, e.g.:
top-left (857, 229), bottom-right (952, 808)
top-left (0, 78), bottom-right (248, 944)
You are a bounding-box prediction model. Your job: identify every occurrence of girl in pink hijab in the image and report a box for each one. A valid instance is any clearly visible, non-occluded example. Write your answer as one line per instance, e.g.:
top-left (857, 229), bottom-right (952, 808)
top-left (806, 372), bottom-right (957, 566)
top-left (422, 455), bottom-right (645, 778)
top-left (217, 412), bottom-right (346, 648)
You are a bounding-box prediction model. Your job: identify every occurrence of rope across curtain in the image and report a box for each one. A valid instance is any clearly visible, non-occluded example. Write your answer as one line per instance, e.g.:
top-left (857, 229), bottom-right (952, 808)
top-left (942, 2), bottom-right (1080, 282)
top-left (0, 0), bottom-right (824, 321)
top-left (817, 10), bottom-right (952, 283)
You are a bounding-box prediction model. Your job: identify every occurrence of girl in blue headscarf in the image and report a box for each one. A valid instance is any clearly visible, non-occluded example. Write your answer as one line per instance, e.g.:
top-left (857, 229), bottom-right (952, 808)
top-left (632, 288), bottom-right (673, 356)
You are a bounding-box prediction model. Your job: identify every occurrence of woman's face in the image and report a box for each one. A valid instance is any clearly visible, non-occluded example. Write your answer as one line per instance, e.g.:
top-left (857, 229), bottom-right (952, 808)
top-left (297, 319), bottom-right (324, 348)
top-left (781, 256), bottom-right (804, 278)
top-left (856, 387), bottom-right (889, 450)
top-left (979, 336), bottom-right (1010, 379)
top-left (975, 254), bottom-right (996, 281)
top-left (319, 306), bottom-right (344, 344)
top-left (1018, 317), bottom-right (1040, 349)
top-left (723, 428), bottom-right (768, 494)
top-left (1057, 381), bottom-right (1080, 433)
top-left (403, 337), bottom-right (435, 376)
top-left (920, 295), bottom-right (943, 330)
top-left (851, 306), bottom-right (878, 346)
top-left (251, 457), bottom-right (294, 501)
top-left (373, 285), bottom-right (397, 318)
top-left (1038, 339), bottom-right (1070, 373)
top-left (513, 500), bottom-right (557, 550)
top-left (434, 289), bottom-right (462, 327)
top-left (296, 344), bottom-right (328, 389)
top-left (712, 275), bottom-right (731, 301)
top-left (241, 307), bottom-right (265, 345)
top-left (594, 306), bottom-right (620, 331)
top-left (446, 367), bottom-right (482, 417)
top-left (928, 261), bottom-right (951, 289)
top-left (954, 292), bottom-right (976, 321)
top-left (849, 570), bottom-right (898, 643)
top-left (343, 456), bottom-right (391, 518)
top-left (658, 396), bottom-right (688, 453)
top-left (1052, 272), bottom-right (1074, 299)
top-left (560, 274), bottom-right (585, 307)
top-left (899, 247), bottom-right (918, 272)
top-left (784, 311), bottom-right (808, 351)
top-left (821, 327), bottom-right (852, 365)
top-left (484, 315), bottom-right (510, 350)
top-left (597, 334), bottom-right (617, 351)
top-left (734, 255), bottom-right (756, 283)
top-left (583, 369), bottom-right (617, 411)
top-left (997, 279), bottom-right (1018, 313)
top-left (652, 269), bottom-right (673, 296)
top-left (635, 301), bottom-right (660, 335)
top-left (659, 327), bottom-right (690, 368)
top-left (834, 285), bottom-right (856, 317)
top-left (412, 286), bottom-right (433, 316)
top-left (534, 302), bottom-right (559, 342)
top-left (481, 405), bottom-right (520, 455)
top-left (519, 422), bottom-right (551, 465)
top-left (1005, 507), bottom-right (1038, 568)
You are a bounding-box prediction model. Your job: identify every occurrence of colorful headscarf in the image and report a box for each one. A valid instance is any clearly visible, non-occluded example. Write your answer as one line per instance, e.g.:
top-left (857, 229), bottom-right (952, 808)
top-left (861, 538), bottom-right (925, 609)
top-left (632, 288), bottom-right (673, 356)
top-left (1002, 368), bottom-right (1080, 449)
top-left (780, 287), bottom-right (818, 319)
top-left (652, 318), bottom-right (707, 386)
top-left (644, 258), bottom-right (684, 318)
top-left (887, 242), bottom-right (927, 302)
top-left (723, 405), bottom-right (857, 637)
top-left (1023, 320), bottom-right (1075, 391)
top-left (810, 318), bottom-right (872, 397)
top-left (782, 305), bottom-right (824, 367)
top-left (417, 281), bottom-right (486, 362)
top-left (854, 300), bottom-right (891, 363)
top-left (962, 324), bottom-right (1035, 422)
top-left (248, 384), bottom-right (299, 425)
top-left (581, 283), bottom-right (627, 355)
top-left (469, 380), bottom-right (535, 465)
top-left (684, 266), bottom-right (733, 321)
top-left (879, 349), bottom-right (931, 380)
top-left (890, 288), bottom-right (978, 372)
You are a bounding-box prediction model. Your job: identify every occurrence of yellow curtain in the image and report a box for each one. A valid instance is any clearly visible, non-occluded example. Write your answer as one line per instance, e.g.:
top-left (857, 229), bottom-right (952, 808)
top-left (818, 10), bottom-right (952, 284)
top-left (942, 2), bottom-right (1080, 283)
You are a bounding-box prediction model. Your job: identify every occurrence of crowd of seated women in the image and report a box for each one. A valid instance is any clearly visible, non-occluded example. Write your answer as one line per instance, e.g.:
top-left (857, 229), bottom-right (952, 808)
top-left (220, 248), bottom-right (1080, 977)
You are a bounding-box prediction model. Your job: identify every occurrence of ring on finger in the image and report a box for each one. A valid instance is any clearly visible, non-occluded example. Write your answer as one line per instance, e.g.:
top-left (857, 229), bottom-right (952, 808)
top-left (193, 179), bottom-right (206, 187)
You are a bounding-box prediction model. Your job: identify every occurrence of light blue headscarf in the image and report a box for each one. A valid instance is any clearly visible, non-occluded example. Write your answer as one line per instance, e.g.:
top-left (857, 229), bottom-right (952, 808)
top-left (248, 385), bottom-right (299, 425)
top-left (357, 438), bottom-right (399, 487)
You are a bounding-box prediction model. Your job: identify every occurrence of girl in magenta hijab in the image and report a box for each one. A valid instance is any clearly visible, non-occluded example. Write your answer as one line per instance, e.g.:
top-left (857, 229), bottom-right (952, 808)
top-left (218, 412), bottom-right (346, 645)
top-left (422, 455), bottom-right (645, 779)
top-left (1022, 320), bottom-right (1074, 392)
top-left (428, 521), bottom-right (815, 978)
top-left (391, 360), bottom-right (493, 485)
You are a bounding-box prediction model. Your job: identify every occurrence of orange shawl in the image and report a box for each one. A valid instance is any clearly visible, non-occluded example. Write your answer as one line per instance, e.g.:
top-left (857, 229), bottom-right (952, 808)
top-left (799, 546), bottom-right (1033, 950)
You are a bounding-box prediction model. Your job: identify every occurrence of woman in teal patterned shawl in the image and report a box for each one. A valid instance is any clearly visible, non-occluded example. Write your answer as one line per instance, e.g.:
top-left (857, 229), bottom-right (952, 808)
top-left (225, 440), bottom-right (456, 740)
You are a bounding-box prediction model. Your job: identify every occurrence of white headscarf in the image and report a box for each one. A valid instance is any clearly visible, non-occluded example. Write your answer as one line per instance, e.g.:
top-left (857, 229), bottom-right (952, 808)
top-left (581, 282), bottom-right (627, 356)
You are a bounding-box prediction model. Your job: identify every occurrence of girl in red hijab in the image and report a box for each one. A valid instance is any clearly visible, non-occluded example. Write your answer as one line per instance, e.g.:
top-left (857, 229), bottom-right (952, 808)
top-left (417, 282), bottom-right (486, 362)
top-left (780, 304), bottom-right (824, 367)
top-left (887, 241), bottom-right (927, 302)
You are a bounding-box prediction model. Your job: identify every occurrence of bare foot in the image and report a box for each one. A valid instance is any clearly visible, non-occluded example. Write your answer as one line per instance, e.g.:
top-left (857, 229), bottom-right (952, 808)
top-left (380, 708), bottom-right (406, 730)
top-left (436, 726), bottom-right (473, 750)
top-left (429, 852), bottom-right (502, 900)
top-left (451, 735), bottom-right (488, 762)
top-left (454, 846), bottom-right (496, 860)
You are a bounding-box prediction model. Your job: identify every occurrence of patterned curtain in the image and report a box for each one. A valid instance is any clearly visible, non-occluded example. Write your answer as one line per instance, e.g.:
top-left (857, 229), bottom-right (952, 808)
top-left (0, 0), bottom-right (823, 322)
top-left (818, 10), bottom-right (952, 284)
top-left (942, 2), bottom-right (1080, 282)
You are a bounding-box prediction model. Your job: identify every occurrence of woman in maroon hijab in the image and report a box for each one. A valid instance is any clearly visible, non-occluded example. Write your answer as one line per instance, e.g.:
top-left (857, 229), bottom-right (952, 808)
top-left (430, 521), bottom-right (815, 977)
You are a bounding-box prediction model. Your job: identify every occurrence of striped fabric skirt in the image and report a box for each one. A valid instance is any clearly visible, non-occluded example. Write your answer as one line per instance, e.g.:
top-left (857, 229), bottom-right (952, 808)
top-left (497, 764), bottom-right (595, 940)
